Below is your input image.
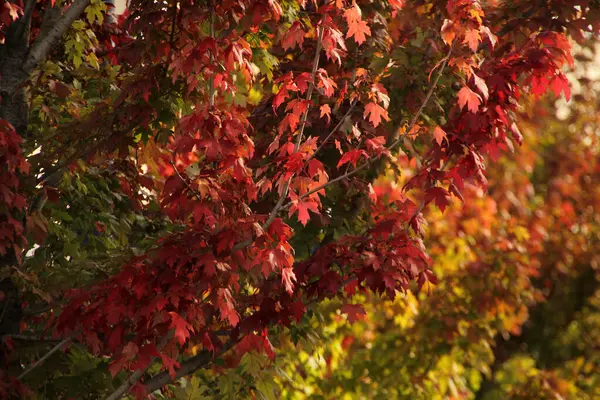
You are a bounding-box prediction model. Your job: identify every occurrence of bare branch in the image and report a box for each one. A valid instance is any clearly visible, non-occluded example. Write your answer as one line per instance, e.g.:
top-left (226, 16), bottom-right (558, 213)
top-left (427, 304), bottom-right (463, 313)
top-left (143, 340), bottom-right (235, 394)
top-left (169, 160), bottom-right (203, 201)
top-left (310, 101), bottom-right (356, 162)
top-left (18, 337), bottom-right (71, 380)
top-left (22, 0), bottom-right (91, 73)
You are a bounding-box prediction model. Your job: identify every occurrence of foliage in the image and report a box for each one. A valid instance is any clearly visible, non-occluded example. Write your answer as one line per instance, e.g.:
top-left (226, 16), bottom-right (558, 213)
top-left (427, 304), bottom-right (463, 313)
top-left (0, 0), bottom-right (599, 398)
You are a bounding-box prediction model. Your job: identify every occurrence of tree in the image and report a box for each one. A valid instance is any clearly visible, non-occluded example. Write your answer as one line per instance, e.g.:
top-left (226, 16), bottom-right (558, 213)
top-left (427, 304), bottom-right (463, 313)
top-left (0, 0), bottom-right (598, 398)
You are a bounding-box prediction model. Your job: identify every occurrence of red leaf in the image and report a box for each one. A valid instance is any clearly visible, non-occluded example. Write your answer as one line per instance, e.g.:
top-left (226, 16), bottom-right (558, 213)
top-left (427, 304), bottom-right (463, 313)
top-left (551, 73), bottom-right (571, 101)
top-left (457, 86), bottom-right (481, 113)
top-left (160, 354), bottom-right (181, 379)
top-left (289, 197), bottom-right (320, 226)
top-left (169, 312), bottom-right (193, 346)
top-left (282, 21), bottom-right (305, 50)
top-left (441, 19), bottom-right (456, 45)
top-left (341, 303), bottom-right (366, 324)
top-left (317, 69), bottom-right (337, 97)
top-left (363, 102), bottom-right (389, 127)
top-left (425, 187), bottom-right (452, 213)
top-left (337, 149), bottom-right (368, 168)
top-left (480, 26), bottom-right (498, 48)
top-left (217, 288), bottom-right (239, 327)
top-left (347, 20), bottom-right (371, 45)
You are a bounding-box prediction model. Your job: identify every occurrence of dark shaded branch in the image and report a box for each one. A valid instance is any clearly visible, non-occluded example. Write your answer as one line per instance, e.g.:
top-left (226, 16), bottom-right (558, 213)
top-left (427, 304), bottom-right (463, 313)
top-left (22, 0), bottom-right (91, 72)
top-left (17, 337), bottom-right (71, 379)
top-left (143, 340), bottom-right (236, 393)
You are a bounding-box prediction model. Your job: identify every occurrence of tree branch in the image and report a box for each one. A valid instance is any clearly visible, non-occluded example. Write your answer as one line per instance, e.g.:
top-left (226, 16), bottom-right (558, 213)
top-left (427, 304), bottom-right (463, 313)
top-left (143, 340), bottom-right (236, 394)
top-left (14, 0), bottom-right (37, 39)
top-left (17, 337), bottom-right (71, 380)
top-left (22, 0), bottom-right (91, 73)
top-left (310, 101), bottom-right (356, 162)
top-left (104, 330), bottom-right (174, 400)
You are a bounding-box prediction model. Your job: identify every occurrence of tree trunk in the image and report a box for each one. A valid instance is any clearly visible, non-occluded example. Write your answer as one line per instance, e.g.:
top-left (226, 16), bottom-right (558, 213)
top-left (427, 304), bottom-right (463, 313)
top-left (0, 3), bottom-right (31, 345)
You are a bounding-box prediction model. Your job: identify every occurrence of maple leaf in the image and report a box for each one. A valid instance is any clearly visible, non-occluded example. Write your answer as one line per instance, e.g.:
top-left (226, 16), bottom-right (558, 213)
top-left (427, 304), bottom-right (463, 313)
top-left (344, 3), bottom-right (370, 45)
top-left (289, 197), bottom-right (320, 226)
top-left (108, 356), bottom-right (129, 378)
top-left (217, 288), bottom-right (240, 327)
top-left (425, 187), bottom-right (452, 213)
top-left (160, 353), bottom-right (181, 379)
top-left (108, 325), bottom-right (123, 351)
top-left (457, 86), bottom-right (481, 113)
top-left (441, 19), bottom-right (456, 45)
top-left (169, 312), bottom-right (193, 346)
top-left (480, 26), bottom-right (498, 48)
top-left (463, 29), bottom-right (481, 52)
top-left (317, 69), bottom-right (337, 97)
top-left (282, 21), bottom-right (305, 50)
top-left (4, 2), bottom-right (22, 21)
top-left (341, 303), bottom-right (366, 324)
top-left (346, 19), bottom-right (371, 45)
top-left (320, 104), bottom-right (331, 123)
top-left (551, 73), bottom-right (571, 101)
top-left (472, 74), bottom-right (489, 100)
top-left (295, 73), bottom-right (312, 93)
top-left (337, 149), bottom-right (369, 168)
top-left (433, 126), bottom-right (447, 146)
top-left (363, 102), bottom-right (389, 127)
top-left (282, 267), bottom-right (296, 294)
top-left (388, 0), bottom-right (404, 10)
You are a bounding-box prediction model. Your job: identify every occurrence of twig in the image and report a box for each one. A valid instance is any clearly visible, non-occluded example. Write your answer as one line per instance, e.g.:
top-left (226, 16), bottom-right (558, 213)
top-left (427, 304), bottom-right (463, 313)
top-left (310, 101), bottom-right (356, 162)
top-left (169, 160), bottom-right (203, 201)
top-left (8, 334), bottom-right (62, 342)
top-left (18, 337), bottom-right (71, 380)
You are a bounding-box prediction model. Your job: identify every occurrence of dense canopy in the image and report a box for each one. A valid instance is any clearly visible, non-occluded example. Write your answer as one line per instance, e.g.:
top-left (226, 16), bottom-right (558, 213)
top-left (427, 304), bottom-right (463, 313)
top-left (0, 0), bottom-right (599, 398)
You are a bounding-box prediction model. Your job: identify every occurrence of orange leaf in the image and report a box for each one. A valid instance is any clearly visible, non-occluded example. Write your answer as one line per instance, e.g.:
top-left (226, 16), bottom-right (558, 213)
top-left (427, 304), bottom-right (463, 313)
top-left (433, 126), bottom-right (447, 146)
top-left (463, 29), bottom-right (481, 52)
top-left (347, 19), bottom-right (371, 45)
top-left (457, 87), bottom-right (481, 113)
top-left (344, 3), bottom-right (371, 45)
top-left (363, 102), bottom-right (389, 127)
top-left (320, 104), bottom-right (332, 123)
top-left (441, 19), bottom-right (456, 45)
